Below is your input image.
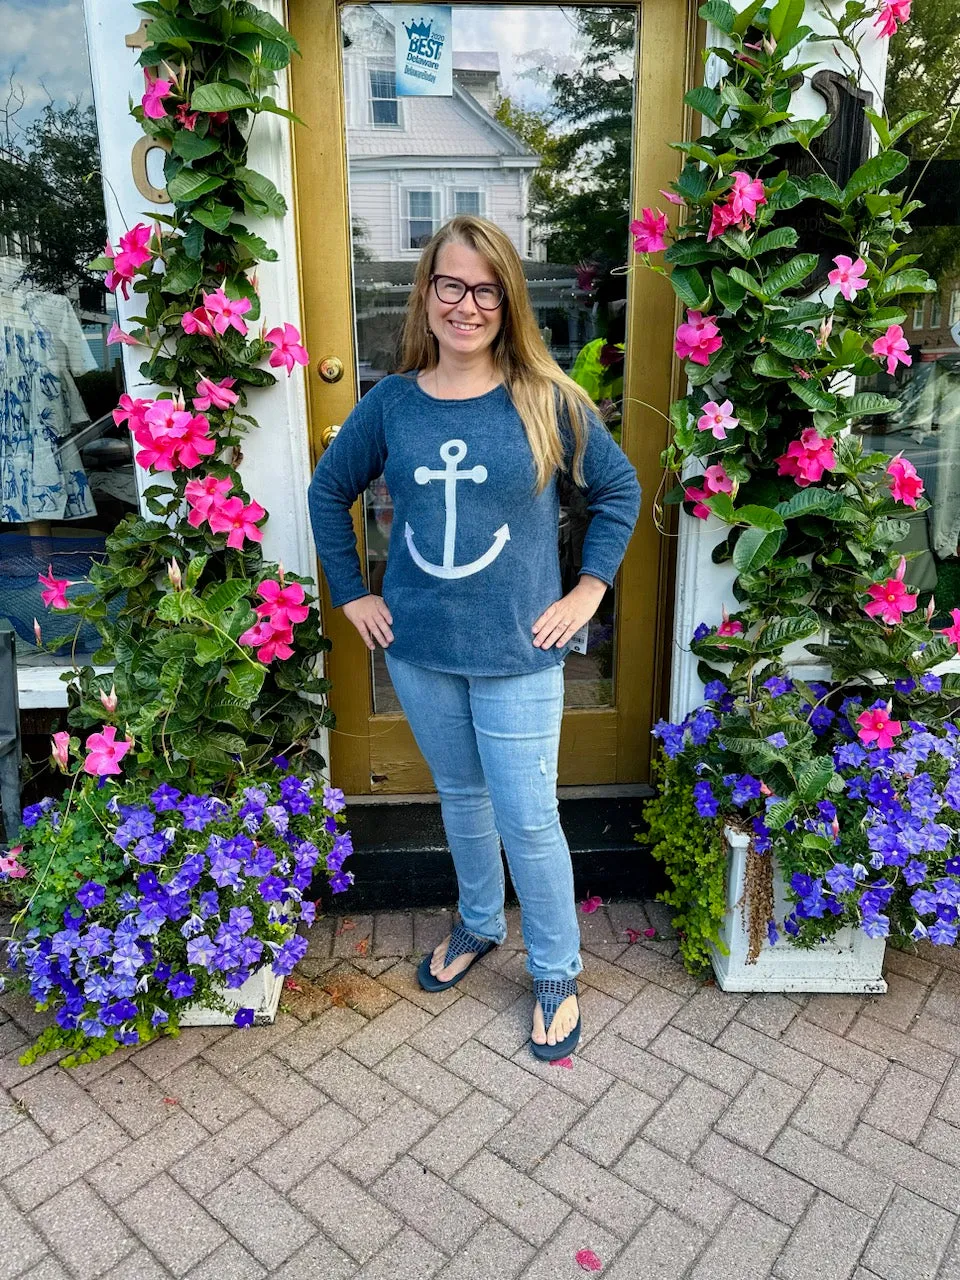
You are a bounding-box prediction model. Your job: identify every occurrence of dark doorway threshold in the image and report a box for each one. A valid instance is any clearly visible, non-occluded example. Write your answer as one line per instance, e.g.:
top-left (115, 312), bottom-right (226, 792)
top-left (319, 790), bottom-right (668, 912)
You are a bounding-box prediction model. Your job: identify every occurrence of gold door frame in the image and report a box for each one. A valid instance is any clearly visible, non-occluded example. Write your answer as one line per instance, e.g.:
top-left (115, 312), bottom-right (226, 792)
top-left (289, 0), bottom-right (699, 794)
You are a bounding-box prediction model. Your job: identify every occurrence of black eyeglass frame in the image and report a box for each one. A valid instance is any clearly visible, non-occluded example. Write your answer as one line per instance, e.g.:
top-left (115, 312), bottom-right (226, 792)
top-left (429, 273), bottom-right (505, 311)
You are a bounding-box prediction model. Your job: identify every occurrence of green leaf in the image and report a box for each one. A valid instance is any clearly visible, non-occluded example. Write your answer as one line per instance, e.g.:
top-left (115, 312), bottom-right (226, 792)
top-left (797, 756), bottom-right (835, 802)
top-left (841, 150), bottom-right (908, 205)
top-left (711, 268), bottom-right (746, 313)
top-left (227, 224), bottom-right (279, 263)
top-left (669, 265), bottom-right (710, 309)
top-left (229, 33), bottom-right (295, 70)
top-left (161, 258), bottom-right (202, 294)
top-left (767, 327), bottom-right (818, 360)
top-left (256, 96), bottom-right (304, 125)
top-left (766, 796), bottom-right (798, 830)
top-left (145, 14), bottom-right (223, 46)
top-left (756, 612), bottom-right (820, 652)
top-left (749, 227), bottom-right (798, 257)
top-left (194, 635), bottom-right (228, 665)
top-left (764, 253), bottom-right (818, 297)
top-left (190, 202), bottom-right (235, 233)
top-left (233, 2), bottom-right (300, 54)
top-left (237, 166), bottom-right (287, 216)
top-left (202, 580), bottom-right (252, 616)
top-left (864, 108), bottom-right (891, 149)
top-left (734, 505), bottom-right (786, 532)
top-left (769, 0), bottom-right (804, 39)
top-left (889, 109), bottom-right (929, 144)
top-left (665, 240), bottom-right (722, 265)
top-left (728, 267), bottom-right (763, 296)
top-left (789, 379), bottom-right (837, 411)
top-left (753, 351), bottom-right (795, 378)
top-left (733, 526), bottom-right (784, 573)
top-left (697, 0), bottom-right (736, 33)
top-left (776, 488), bottom-right (845, 519)
top-left (878, 269), bottom-right (936, 300)
top-left (166, 170), bottom-right (226, 203)
top-left (732, 0), bottom-right (766, 32)
top-left (842, 392), bottom-right (901, 417)
top-left (190, 82), bottom-right (257, 113)
top-left (797, 172), bottom-right (843, 205)
top-left (171, 130), bottom-right (220, 160)
top-left (224, 660), bottom-right (266, 704)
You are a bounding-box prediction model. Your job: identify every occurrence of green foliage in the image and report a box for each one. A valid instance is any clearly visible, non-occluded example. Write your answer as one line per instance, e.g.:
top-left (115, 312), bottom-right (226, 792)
top-left (639, 755), bottom-right (729, 975)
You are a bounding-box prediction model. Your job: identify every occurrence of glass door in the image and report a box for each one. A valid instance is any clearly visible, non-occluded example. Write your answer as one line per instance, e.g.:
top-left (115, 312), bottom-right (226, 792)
top-left (290, 0), bottom-right (693, 794)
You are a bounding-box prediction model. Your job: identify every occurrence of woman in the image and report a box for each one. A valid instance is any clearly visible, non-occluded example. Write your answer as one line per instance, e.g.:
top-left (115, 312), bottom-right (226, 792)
top-left (308, 216), bottom-right (640, 1060)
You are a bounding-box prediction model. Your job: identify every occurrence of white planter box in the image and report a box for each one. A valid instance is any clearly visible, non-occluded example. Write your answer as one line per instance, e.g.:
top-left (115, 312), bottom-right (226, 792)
top-left (711, 826), bottom-right (887, 994)
top-left (178, 964), bottom-right (283, 1027)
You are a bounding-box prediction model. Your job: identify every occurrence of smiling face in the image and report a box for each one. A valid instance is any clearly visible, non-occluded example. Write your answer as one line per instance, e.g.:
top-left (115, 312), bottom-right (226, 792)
top-left (425, 240), bottom-right (504, 365)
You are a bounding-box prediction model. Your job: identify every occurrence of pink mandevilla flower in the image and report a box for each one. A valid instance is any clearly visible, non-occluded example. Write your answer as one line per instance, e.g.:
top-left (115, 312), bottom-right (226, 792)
top-left (51, 731), bottom-right (70, 770)
top-left (83, 725), bottom-right (132, 777)
top-left (827, 254), bottom-right (869, 301)
top-left (580, 895), bottom-right (603, 914)
top-left (864, 558), bottom-right (918, 625)
top-left (941, 608), bottom-right (960, 655)
top-left (141, 70), bottom-right (173, 120)
top-left (107, 324), bottom-right (142, 348)
top-left (99, 685), bottom-right (118, 714)
top-left (207, 497), bottom-right (266, 549)
top-left (674, 311), bottom-right (722, 366)
top-left (684, 485), bottom-right (711, 520)
top-left (185, 475), bottom-right (233, 527)
top-left (256, 579), bottom-right (310, 626)
top-left (203, 288), bottom-right (251, 337)
top-left (887, 453), bottom-right (924, 508)
top-left (856, 706), bottom-right (903, 750)
top-left (697, 399), bottom-right (738, 440)
top-left (630, 208), bottom-right (669, 253)
top-left (717, 607), bottom-right (744, 639)
top-left (239, 618), bottom-right (295, 664)
top-left (0, 852), bottom-right (28, 879)
top-left (775, 428), bottom-right (836, 488)
top-left (175, 102), bottom-right (199, 130)
top-left (38, 567), bottom-right (71, 610)
top-left (729, 171), bottom-right (766, 220)
top-left (181, 306), bottom-right (216, 339)
top-left (193, 377), bottom-right (238, 412)
top-left (875, 0), bottom-right (910, 37)
top-left (872, 324), bottom-right (912, 376)
top-left (113, 394), bottom-right (153, 435)
top-left (265, 323), bottom-right (310, 375)
top-left (133, 403), bottom-right (215, 473)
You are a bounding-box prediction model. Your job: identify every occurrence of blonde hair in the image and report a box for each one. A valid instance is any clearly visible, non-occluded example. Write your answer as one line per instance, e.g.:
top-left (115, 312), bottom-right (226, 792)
top-left (397, 215), bottom-right (595, 492)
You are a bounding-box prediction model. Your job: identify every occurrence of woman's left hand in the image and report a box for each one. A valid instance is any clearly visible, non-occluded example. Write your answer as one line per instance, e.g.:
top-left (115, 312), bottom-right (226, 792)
top-left (532, 575), bottom-right (608, 649)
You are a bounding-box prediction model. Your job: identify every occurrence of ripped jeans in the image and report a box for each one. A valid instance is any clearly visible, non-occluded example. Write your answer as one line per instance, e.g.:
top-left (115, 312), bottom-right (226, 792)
top-left (385, 652), bottom-right (582, 983)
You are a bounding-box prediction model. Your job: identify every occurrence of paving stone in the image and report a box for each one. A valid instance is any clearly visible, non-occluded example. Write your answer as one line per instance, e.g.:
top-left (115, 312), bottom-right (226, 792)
top-left (918, 1117), bottom-right (960, 1170)
top-left (412, 910), bottom-right (455, 956)
top-left (319, 963), bottom-right (400, 1019)
top-left (691, 1133), bottom-right (815, 1226)
top-left (0, 1118), bottom-right (50, 1177)
top-left (370, 1154), bottom-right (486, 1253)
top-left (252, 1100), bottom-right (361, 1191)
top-left (300, 915), bottom-right (335, 963)
top-left (269, 1232), bottom-right (356, 1280)
top-left (0, 1187), bottom-right (50, 1278)
top-left (0, 1041), bottom-right (62, 1091)
top-left (614, 1137), bottom-right (737, 1233)
top-left (715, 1021), bottom-right (821, 1090)
top-left (30, 1180), bottom-right (138, 1279)
top-left (782, 1020), bottom-right (887, 1087)
top-left (566, 1079), bottom-right (659, 1167)
top-left (791, 1067), bottom-right (871, 1150)
top-left (510, 1043), bottom-right (613, 1106)
top-left (670, 985), bottom-right (745, 1043)
top-left (882, 946), bottom-right (939, 987)
top-left (9, 1115), bottom-right (129, 1212)
top-left (862, 1063), bottom-right (939, 1143)
top-left (373, 911), bottom-right (415, 955)
top-left (272, 1005), bottom-right (368, 1072)
top-left (354, 1227), bottom-right (445, 1280)
top-left (84, 1062), bottom-right (176, 1139)
top-left (861, 1188), bottom-right (956, 1280)
top-left (642, 1075), bottom-right (729, 1160)
top-left (332, 914), bottom-right (374, 959)
top-left (452, 1148), bottom-right (569, 1246)
top-left (161, 1058), bottom-right (252, 1133)
top-left (305, 1047), bottom-right (401, 1121)
top-left (534, 1142), bottom-right (653, 1239)
top-left (615, 943), bottom-right (702, 995)
top-left (86, 1111), bottom-right (207, 1206)
top-left (445, 1041), bottom-right (541, 1109)
top-left (235, 1052), bottom-right (326, 1125)
top-left (605, 900), bottom-right (651, 941)
top-left (474, 995), bottom-right (533, 1059)
top-left (435, 1218), bottom-right (532, 1280)
top-left (342, 999), bottom-right (433, 1067)
top-left (20, 1261), bottom-right (72, 1280)
top-left (100, 1248), bottom-right (172, 1279)
top-left (411, 1088), bottom-right (511, 1178)
top-left (910, 1011), bottom-right (960, 1057)
top-left (132, 1027), bottom-right (230, 1082)
top-left (715, 1070), bottom-right (803, 1155)
top-left (934, 1062), bottom-right (960, 1127)
top-left (767, 1127), bottom-right (893, 1216)
top-left (776, 1193), bottom-right (874, 1280)
top-left (576, 986), bottom-right (626, 1044)
top-left (606, 984), bottom-right (686, 1048)
top-left (487, 1083), bottom-right (585, 1171)
top-left (846, 1122), bottom-right (960, 1213)
top-left (649, 1025), bottom-right (753, 1095)
top-left (332, 1095), bottom-right (434, 1185)
top-left (581, 1030), bottom-right (684, 1099)
top-left (922, 967), bottom-right (960, 1027)
top-left (199, 1013), bottom-right (302, 1073)
top-left (862, 973), bottom-right (927, 1032)
top-left (604, 1206), bottom-right (705, 1280)
top-left (734, 993), bottom-right (801, 1039)
top-left (690, 1199), bottom-right (789, 1280)
top-left (802, 995), bottom-right (865, 1036)
top-left (204, 1168), bottom-right (317, 1269)
top-left (408, 995), bottom-right (498, 1062)
top-left (454, 961), bottom-right (527, 1012)
top-left (845, 1013), bottom-right (953, 1082)
top-left (578, 954), bottom-right (644, 1003)
top-left (184, 1239), bottom-right (266, 1279)
top-left (116, 1172), bottom-right (227, 1276)
top-left (376, 960), bottom-right (464, 1014)
top-left (513, 1209), bottom-right (622, 1280)
top-left (11, 1069), bottom-right (104, 1141)
top-left (170, 1107), bottom-right (286, 1198)
top-left (377, 1043), bottom-right (473, 1116)
top-left (290, 1163), bottom-right (402, 1263)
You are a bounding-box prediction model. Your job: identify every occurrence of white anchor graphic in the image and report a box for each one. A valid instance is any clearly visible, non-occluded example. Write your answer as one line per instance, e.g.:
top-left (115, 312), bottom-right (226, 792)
top-left (404, 439), bottom-right (510, 579)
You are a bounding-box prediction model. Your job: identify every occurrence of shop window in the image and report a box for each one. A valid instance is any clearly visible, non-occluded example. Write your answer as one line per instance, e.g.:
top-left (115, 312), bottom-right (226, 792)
top-left (951, 288), bottom-right (960, 330)
top-left (404, 190), bottom-right (440, 249)
top-left (912, 301), bottom-right (926, 330)
top-left (369, 68), bottom-right (398, 126)
top-left (930, 295), bottom-right (942, 329)
top-left (0, 7), bottom-right (138, 676)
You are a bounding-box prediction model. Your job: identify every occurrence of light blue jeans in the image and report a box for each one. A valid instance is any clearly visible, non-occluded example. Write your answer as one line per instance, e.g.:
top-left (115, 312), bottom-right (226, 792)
top-left (385, 652), bottom-right (582, 983)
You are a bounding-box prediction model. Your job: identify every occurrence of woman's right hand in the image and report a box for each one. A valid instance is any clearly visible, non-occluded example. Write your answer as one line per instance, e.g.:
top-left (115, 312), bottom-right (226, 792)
top-left (342, 594), bottom-right (394, 650)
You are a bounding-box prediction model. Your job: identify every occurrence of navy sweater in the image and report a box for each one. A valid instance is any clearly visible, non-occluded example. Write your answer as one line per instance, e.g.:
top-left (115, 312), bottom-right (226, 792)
top-left (307, 374), bottom-right (641, 676)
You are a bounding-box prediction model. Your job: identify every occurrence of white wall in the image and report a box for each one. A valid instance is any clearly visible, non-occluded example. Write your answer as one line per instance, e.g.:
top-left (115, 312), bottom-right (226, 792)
top-left (669, 2), bottom-right (889, 720)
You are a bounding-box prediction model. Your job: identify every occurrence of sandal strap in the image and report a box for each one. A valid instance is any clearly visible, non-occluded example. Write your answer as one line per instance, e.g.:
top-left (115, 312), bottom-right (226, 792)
top-left (444, 921), bottom-right (495, 968)
top-left (534, 977), bottom-right (579, 1025)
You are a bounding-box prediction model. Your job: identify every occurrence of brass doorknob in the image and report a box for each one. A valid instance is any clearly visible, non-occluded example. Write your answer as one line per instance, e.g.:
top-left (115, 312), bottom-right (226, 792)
top-left (318, 356), bottom-right (344, 383)
top-left (320, 424), bottom-right (341, 448)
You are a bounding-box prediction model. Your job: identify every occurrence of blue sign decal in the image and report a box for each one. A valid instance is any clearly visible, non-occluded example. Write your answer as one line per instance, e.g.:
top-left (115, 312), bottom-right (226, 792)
top-left (394, 5), bottom-right (453, 97)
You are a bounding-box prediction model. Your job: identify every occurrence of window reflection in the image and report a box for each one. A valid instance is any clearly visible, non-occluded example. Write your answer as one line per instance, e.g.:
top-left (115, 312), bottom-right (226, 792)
top-left (0, 4), bottom-right (137, 669)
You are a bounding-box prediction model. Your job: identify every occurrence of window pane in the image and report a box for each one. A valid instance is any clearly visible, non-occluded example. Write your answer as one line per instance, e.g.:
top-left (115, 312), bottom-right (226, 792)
top-left (455, 190), bottom-right (481, 215)
top-left (372, 98), bottom-right (398, 125)
top-left (408, 191), bottom-right (434, 218)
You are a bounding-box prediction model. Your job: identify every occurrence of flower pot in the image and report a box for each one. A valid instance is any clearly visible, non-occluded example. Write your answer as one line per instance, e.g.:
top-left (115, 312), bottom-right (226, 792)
top-left (178, 964), bottom-right (283, 1027)
top-left (711, 826), bottom-right (887, 994)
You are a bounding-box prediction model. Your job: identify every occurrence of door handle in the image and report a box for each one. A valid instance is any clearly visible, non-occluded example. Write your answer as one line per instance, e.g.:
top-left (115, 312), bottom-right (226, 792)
top-left (321, 424), bottom-right (341, 448)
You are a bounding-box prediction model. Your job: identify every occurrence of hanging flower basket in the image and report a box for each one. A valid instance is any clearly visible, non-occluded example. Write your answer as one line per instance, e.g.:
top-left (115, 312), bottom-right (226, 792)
top-left (712, 826), bottom-right (887, 994)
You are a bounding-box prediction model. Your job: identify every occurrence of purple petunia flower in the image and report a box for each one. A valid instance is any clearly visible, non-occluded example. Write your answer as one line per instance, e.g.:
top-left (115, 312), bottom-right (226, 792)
top-left (766, 732), bottom-right (788, 749)
top-left (178, 794), bottom-right (216, 832)
top-left (271, 934), bottom-right (308, 977)
top-left (77, 882), bottom-right (106, 910)
top-left (323, 784), bottom-right (347, 815)
top-left (329, 869), bottom-right (354, 894)
top-left (894, 677), bottom-right (916, 695)
top-left (258, 876), bottom-right (286, 903)
top-left (731, 775), bottom-right (763, 808)
top-left (693, 781), bottom-right (718, 819)
top-left (703, 680), bottom-right (727, 702)
top-left (167, 971), bottom-right (196, 999)
top-left (692, 623), bottom-right (710, 642)
top-left (234, 1007), bottom-right (255, 1027)
top-left (920, 673), bottom-right (942, 693)
top-left (150, 783), bottom-right (182, 811)
top-left (825, 864), bottom-right (856, 894)
top-left (763, 676), bottom-right (792, 697)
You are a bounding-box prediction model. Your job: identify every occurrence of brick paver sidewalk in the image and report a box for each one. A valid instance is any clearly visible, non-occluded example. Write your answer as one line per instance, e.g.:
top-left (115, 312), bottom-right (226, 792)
top-left (2, 901), bottom-right (960, 1278)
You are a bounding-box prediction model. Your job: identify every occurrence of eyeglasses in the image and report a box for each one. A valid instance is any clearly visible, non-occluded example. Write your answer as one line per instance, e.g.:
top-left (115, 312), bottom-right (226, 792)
top-left (430, 273), bottom-right (505, 311)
